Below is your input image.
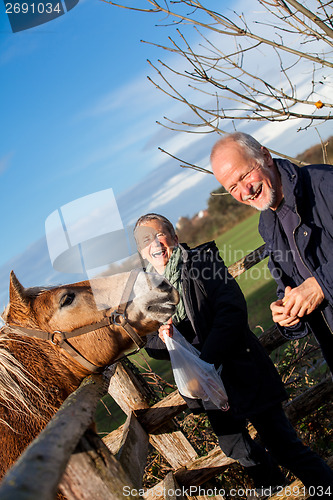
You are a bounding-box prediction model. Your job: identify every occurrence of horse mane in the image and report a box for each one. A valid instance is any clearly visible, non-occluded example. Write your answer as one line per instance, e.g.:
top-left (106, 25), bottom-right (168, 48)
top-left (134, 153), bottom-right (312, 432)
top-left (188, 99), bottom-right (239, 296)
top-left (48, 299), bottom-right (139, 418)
top-left (0, 286), bottom-right (50, 429)
top-left (0, 332), bottom-right (47, 430)
top-left (1, 306), bottom-right (9, 326)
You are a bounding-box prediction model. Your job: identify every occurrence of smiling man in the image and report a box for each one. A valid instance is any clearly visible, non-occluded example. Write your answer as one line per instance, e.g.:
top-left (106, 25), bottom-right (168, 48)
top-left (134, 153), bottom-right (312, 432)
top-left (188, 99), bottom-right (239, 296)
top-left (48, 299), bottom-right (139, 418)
top-left (211, 132), bottom-right (333, 377)
top-left (211, 138), bottom-right (283, 212)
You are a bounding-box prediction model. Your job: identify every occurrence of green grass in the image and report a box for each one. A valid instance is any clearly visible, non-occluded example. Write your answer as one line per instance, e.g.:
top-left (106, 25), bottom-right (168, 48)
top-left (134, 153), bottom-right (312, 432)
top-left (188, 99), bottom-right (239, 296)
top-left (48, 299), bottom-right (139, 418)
top-left (216, 212), bottom-right (277, 331)
top-left (216, 213), bottom-right (264, 268)
top-left (96, 212), bottom-right (278, 434)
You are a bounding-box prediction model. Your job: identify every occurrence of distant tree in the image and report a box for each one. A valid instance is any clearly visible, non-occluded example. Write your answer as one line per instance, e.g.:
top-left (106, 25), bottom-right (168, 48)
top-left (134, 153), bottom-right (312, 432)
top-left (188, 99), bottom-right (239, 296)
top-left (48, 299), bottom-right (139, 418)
top-left (297, 135), bottom-right (333, 164)
top-left (175, 188), bottom-right (252, 246)
top-left (176, 216), bottom-right (197, 243)
top-left (108, 0), bottom-right (332, 167)
top-left (208, 186), bottom-right (251, 223)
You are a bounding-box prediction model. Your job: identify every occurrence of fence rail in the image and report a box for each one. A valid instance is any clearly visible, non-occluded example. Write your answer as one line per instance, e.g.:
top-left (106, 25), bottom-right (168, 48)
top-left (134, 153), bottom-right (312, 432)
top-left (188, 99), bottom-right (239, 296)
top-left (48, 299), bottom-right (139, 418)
top-left (0, 245), bottom-right (332, 500)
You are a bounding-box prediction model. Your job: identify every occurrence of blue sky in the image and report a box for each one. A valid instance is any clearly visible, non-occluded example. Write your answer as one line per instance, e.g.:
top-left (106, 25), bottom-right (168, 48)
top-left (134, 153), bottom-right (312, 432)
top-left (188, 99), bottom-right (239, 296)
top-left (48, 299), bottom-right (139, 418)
top-left (0, 1), bottom-right (157, 260)
top-left (0, 0), bottom-right (222, 265)
top-left (0, 0), bottom-right (332, 305)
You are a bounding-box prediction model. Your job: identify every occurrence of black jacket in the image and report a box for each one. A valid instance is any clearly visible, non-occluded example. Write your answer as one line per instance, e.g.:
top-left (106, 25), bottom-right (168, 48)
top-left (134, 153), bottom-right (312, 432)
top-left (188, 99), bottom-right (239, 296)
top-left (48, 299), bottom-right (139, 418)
top-left (258, 159), bottom-right (333, 372)
top-left (145, 242), bottom-right (287, 419)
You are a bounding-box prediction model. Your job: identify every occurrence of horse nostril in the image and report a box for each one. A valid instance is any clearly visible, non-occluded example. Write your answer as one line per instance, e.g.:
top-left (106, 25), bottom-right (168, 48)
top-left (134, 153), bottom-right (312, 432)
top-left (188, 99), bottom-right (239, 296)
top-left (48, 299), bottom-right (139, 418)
top-left (159, 280), bottom-right (173, 293)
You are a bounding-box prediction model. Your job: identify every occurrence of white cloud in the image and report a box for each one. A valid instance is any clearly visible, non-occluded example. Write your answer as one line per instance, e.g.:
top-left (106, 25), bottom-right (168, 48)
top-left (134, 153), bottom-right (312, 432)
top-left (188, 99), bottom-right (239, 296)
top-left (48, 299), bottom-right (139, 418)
top-left (145, 169), bottom-right (208, 210)
top-left (79, 70), bottom-right (168, 120)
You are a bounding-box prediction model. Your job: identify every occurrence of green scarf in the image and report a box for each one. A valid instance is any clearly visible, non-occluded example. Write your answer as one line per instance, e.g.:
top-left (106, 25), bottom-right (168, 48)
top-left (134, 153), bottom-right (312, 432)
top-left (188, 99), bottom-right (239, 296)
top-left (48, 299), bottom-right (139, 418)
top-left (147, 246), bottom-right (186, 325)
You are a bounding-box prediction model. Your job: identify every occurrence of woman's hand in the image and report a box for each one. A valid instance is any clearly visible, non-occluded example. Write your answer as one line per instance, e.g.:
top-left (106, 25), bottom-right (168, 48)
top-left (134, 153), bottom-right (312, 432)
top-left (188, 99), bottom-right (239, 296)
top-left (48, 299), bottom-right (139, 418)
top-left (158, 318), bottom-right (173, 342)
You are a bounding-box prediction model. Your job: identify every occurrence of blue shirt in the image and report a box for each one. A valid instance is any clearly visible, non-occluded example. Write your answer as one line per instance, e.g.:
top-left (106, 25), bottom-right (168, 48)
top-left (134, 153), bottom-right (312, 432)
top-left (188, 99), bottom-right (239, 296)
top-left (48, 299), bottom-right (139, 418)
top-left (276, 199), bottom-right (311, 281)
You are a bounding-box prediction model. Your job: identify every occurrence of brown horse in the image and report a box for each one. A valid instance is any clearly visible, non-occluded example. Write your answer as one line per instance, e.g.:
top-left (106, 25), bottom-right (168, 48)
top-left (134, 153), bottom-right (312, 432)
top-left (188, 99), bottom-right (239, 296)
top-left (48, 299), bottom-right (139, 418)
top-left (0, 270), bottom-right (178, 479)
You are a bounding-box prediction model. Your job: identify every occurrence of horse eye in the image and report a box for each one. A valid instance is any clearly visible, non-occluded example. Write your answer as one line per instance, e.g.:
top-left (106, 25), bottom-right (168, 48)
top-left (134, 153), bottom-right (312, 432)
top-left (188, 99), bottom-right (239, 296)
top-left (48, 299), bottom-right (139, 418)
top-left (60, 292), bottom-right (75, 307)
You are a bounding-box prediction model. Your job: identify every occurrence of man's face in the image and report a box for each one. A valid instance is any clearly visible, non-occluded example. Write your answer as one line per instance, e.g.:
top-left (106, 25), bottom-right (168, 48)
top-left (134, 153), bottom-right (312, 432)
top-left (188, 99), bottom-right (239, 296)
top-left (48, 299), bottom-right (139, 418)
top-left (212, 143), bottom-right (282, 211)
top-left (135, 220), bottom-right (178, 274)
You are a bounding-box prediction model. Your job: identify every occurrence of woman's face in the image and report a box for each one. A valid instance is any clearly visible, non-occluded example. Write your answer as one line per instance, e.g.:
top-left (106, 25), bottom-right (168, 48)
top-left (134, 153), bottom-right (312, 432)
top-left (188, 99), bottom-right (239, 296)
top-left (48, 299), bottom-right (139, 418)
top-left (135, 219), bottom-right (178, 274)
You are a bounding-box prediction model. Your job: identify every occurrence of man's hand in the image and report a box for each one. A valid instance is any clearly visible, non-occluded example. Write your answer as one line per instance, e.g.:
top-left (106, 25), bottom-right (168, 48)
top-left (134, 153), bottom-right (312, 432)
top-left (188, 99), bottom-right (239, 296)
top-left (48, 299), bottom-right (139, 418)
top-left (158, 318), bottom-right (173, 343)
top-left (270, 278), bottom-right (325, 328)
top-left (270, 299), bottom-right (300, 327)
top-left (282, 278), bottom-right (324, 318)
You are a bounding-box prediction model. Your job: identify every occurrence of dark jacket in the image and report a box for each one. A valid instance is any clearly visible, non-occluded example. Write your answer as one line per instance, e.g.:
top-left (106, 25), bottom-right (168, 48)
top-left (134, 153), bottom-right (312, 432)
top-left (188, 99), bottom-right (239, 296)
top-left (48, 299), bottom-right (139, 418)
top-left (145, 242), bottom-right (287, 419)
top-left (258, 159), bottom-right (333, 352)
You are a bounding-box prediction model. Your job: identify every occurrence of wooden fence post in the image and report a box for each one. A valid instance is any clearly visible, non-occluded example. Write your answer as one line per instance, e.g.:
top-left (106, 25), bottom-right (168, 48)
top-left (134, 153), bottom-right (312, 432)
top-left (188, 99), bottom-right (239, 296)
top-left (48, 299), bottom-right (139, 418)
top-left (59, 429), bottom-right (140, 500)
top-left (107, 360), bottom-right (197, 468)
top-left (0, 369), bottom-right (141, 500)
top-left (116, 412), bottom-right (149, 489)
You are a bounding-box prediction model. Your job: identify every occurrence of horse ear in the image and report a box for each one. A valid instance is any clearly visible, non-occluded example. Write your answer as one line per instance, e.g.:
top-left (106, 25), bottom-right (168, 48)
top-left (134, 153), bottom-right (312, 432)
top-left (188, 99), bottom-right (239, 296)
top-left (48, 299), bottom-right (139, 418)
top-left (9, 271), bottom-right (31, 316)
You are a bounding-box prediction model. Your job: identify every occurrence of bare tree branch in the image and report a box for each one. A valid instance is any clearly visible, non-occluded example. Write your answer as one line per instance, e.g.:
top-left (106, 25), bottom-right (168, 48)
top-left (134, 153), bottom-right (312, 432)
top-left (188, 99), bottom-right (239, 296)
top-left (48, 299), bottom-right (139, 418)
top-left (282, 0), bottom-right (333, 39)
top-left (106, 0), bottom-right (332, 168)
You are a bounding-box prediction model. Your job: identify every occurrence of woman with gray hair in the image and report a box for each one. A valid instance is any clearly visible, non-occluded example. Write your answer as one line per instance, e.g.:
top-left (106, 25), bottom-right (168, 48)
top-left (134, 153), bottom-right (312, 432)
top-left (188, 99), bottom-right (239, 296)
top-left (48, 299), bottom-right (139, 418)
top-left (134, 213), bottom-right (333, 496)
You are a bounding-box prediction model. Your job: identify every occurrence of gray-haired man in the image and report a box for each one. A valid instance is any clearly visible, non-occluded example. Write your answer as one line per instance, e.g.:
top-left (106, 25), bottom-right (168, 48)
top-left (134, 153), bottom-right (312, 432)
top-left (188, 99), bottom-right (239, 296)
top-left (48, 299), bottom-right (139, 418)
top-left (211, 132), bottom-right (333, 376)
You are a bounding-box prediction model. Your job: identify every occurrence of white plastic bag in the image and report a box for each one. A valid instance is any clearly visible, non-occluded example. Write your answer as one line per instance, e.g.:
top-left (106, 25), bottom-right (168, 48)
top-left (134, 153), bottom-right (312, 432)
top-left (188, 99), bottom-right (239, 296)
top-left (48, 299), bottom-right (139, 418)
top-left (164, 327), bottom-right (229, 410)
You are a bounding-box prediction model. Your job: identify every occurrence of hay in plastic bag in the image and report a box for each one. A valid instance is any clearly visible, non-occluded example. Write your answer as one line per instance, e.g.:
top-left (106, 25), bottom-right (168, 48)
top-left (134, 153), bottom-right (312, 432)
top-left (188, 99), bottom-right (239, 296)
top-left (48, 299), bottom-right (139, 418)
top-left (164, 327), bottom-right (229, 410)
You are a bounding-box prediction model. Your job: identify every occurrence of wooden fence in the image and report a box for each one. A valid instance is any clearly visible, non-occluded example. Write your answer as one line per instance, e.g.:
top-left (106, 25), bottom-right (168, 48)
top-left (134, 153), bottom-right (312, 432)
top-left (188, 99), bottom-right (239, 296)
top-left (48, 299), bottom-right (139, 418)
top-left (0, 244), bottom-right (332, 500)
